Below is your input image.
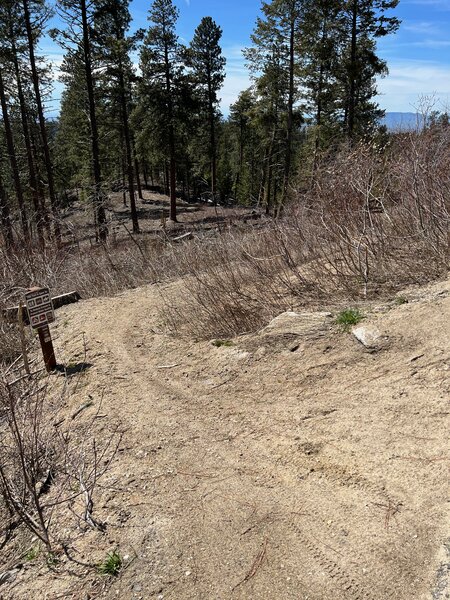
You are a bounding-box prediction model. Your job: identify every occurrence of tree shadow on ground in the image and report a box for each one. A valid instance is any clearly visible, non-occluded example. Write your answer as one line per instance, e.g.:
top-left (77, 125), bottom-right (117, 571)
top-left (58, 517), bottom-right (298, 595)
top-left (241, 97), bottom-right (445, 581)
top-left (55, 362), bottom-right (93, 376)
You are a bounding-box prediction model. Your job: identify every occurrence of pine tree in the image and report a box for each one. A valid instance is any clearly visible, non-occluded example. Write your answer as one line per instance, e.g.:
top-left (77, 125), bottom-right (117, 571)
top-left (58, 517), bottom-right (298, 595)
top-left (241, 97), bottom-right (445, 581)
top-left (340, 0), bottom-right (400, 139)
top-left (52, 0), bottom-right (108, 241)
top-left (229, 89), bottom-right (260, 205)
top-left (187, 16), bottom-right (225, 200)
top-left (93, 0), bottom-right (143, 233)
top-left (6, 0), bottom-right (46, 245)
top-left (0, 66), bottom-right (29, 242)
top-left (54, 47), bottom-right (92, 192)
top-left (266, 0), bottom-right (303, 209)
top-left (300, 0), bottom-right (343, 167)
top-left (244, 6), bottom-right (290, 213)
top-left (139, 0), bottom-right (185, 222)
top-left (22, 0), bottom-right (61, 243)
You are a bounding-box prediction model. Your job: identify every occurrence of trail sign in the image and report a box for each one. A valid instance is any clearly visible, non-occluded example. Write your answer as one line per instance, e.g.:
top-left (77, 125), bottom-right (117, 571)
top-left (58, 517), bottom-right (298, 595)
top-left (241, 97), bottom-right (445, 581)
top-left (25, 287), bottom-right (57, 372)
top-left (25, 287), bottom-right (55, 329)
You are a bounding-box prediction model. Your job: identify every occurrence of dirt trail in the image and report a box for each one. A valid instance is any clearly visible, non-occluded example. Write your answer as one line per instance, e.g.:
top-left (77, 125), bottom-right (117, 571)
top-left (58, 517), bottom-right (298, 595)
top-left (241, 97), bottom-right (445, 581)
top-left (6, 278), bottom-right (450, 599)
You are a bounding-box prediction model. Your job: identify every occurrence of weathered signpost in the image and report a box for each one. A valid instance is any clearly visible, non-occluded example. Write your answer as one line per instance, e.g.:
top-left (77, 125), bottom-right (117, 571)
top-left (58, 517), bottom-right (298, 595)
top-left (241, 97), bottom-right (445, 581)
top-left (25, 287), bottom-right (57, 372)
top-left (2, 289), bottom-right (81, 374)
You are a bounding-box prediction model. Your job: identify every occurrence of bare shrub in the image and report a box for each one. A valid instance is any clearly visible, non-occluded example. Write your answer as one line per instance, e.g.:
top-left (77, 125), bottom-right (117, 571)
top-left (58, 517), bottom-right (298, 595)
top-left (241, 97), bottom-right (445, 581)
top-left (1, 125), bottom-right (448, 344)
top-left (0, 376), bottom-right (121, 555)
top-left (163, 125), bottom-right (449, 337)
top-left (160, 223), bottom-right (320, 338)
top-left (300, 125), bottom-right (449, 296)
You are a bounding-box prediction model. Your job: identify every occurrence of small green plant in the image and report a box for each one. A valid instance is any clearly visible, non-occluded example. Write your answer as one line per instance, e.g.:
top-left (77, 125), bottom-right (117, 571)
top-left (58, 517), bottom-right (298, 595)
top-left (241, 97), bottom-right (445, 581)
top-left (46, 552), bottom-right (59, 567)
top-left (98, 550), bottom-right (122, 576)
top-left (24, 546), bottom-right (40, 562)
top-left (335, 308), bottom-right (364, 331)
top-left (212, 339), bottom-right (234, 348)
top-left (395, 296), bottom-right (408, 305)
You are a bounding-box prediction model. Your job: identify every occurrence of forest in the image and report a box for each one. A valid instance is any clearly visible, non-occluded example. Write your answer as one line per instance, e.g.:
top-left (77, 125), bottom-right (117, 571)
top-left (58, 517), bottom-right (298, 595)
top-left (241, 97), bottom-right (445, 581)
top-left (0, 0), bottom-right (413, 244)
top-left (0, 0), bottom-right (448, 355)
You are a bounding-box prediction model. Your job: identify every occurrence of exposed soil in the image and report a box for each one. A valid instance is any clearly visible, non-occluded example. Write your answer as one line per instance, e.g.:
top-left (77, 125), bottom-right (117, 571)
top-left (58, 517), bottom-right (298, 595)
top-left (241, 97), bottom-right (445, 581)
top-left (59, 189), bottom-right (263, 248)
top-left (1, 275), bottom-right (449, 600)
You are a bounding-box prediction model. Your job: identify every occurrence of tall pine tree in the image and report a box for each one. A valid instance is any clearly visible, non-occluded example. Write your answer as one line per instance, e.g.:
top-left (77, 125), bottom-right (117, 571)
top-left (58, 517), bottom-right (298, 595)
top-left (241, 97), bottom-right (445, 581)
top-left (340, 0), bottom-right (400, 139)
top-left (139, 0), bottom-right (185, 221)
top-left (187, 17), bottom-right (225, 200)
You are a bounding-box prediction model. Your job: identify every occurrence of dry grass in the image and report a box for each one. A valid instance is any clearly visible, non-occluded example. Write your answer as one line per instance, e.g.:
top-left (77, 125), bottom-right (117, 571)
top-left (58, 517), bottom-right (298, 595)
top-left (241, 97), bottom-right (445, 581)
top-left (1, 125), bottom-right (448, 351)
top-left (162, 125), bottom-right (449, 337)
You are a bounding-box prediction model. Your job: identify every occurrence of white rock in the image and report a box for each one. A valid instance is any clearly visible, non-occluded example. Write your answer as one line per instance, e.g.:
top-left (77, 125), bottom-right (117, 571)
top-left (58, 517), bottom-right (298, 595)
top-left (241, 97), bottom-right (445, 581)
top-left (352, 326), bottom-right (389, 350)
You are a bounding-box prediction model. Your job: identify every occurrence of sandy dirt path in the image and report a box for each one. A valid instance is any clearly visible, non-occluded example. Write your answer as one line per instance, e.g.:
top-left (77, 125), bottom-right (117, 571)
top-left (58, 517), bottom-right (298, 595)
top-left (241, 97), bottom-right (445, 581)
top-left (6, 278), bottom-right (450, 600)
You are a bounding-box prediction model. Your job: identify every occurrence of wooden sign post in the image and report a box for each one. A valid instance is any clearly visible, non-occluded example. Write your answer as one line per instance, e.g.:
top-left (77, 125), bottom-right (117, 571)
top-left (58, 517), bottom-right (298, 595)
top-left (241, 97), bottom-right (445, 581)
top-left (25, 287), bottom-right (57, 372)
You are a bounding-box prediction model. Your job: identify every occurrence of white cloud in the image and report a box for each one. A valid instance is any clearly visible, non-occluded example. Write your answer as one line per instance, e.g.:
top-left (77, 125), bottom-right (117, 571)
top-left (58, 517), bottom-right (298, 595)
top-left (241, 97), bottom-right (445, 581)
top-left (403, 21), bottom-right (441, 34)
top-left (220, 46), bottom-right (250, 114)
top-left (412, 39), bottom-right (450, 47)
top-left (408, 0), bottom-right (450, 7)
top-left (377, 59), bottom-right (450, 112)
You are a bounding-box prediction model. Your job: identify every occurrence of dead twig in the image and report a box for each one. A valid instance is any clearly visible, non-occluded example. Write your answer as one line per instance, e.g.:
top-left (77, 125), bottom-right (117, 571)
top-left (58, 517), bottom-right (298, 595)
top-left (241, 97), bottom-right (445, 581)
top-left (371, 500), bottom-right (403, 530)
top-left (232, 537), bottom-right (268, 591)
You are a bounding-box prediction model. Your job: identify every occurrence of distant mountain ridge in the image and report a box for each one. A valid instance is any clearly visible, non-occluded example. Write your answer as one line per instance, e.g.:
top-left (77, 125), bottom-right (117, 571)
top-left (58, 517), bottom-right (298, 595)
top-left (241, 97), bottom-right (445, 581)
top-left (381, 112), bottom-right (424, 130)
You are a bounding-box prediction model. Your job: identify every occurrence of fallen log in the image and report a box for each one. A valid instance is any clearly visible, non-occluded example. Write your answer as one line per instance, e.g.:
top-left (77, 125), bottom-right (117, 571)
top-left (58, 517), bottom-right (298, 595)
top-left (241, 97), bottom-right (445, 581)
top-left (172, 232), bottom-right (193, 243)
top-left (2, 291), bottom-right (81, 325)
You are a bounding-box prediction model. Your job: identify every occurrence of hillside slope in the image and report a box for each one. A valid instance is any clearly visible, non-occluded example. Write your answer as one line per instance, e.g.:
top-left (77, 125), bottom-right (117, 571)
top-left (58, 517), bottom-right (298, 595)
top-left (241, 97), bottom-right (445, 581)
top-left (4, 277), bottom-right (449, 600)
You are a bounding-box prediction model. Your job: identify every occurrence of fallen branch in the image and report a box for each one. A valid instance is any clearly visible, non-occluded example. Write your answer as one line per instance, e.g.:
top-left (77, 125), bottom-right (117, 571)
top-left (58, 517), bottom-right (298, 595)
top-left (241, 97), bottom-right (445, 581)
top-left (232, 537), bottom-right (268, 591)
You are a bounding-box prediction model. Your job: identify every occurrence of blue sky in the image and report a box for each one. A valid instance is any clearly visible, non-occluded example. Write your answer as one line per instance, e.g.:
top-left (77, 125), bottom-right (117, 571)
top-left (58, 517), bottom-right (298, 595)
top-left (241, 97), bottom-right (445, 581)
top-left (43, 0), bottom-right (450, 117)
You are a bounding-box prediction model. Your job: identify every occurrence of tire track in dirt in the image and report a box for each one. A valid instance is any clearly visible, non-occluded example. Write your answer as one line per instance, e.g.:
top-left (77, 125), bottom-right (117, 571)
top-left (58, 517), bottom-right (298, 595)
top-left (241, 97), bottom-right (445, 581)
top-left (37, 280), bottom-right (449, 600)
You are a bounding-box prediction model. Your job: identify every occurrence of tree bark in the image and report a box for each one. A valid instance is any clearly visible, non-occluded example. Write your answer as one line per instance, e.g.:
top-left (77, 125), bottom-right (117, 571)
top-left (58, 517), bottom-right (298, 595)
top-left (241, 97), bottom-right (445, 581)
top-left (281, 10), bottom-right (296, 214)
top-left (10, 30), bottom-right (45, 247)
top-left (118, 64), bottom-right (139, 233)
top-left (133, 144), bottom-right (143, 200)
top-left (142, 162), bottom-right (148, 188)
top-left (80, 0), bottom-right (108, 241)
top-left (347, 0), bottom-right (358, 139)
top-left (164, 37), bottom-right (177, 221)
top-left (208, 75), bottom-right (217, 201)
top-left (0, 154), bottom-right (13, 248)
top-left (22, 0), bottom-right (61, 243)
top-left (0, 67), bottom-right (29, 242)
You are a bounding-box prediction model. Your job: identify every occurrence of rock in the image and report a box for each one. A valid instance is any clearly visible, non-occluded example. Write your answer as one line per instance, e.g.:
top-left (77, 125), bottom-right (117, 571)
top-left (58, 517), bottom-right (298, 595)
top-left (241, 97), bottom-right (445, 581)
top-left (263, 312), bottom-right (332, 337)
top-left (254, 346), bottom-right (267, 359)
top-left (0, 569), bottom-right (19, 586)
top-left (352, 326), bottom-right (389, 351)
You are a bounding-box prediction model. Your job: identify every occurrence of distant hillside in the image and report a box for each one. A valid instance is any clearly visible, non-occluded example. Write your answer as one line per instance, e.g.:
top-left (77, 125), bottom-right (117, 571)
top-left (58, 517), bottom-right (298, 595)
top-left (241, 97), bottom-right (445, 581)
top-left (382, 112), bottom-right (424, 131)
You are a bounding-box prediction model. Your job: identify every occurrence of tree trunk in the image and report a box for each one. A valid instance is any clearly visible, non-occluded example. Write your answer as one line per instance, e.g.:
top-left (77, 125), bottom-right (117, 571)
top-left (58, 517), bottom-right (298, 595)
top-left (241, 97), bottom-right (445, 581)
top-left (164, 39), bottom-right (177, 221)
top-left (0, 68), bottom-right (29, 242)
top-left (169, 143), bottom-right (177, 221)
top-left (208, 76), bottom-right (217, 201)
top-left (281, 11), bottom-right (296, 214)
top-left (10, 31), bottom-right (45, 247)
top-left (120, 135), bottom-right (127, 206)
top-left (22, 0), bottom-right (61, 244)
top-left (142, 163), bottom-right (148, 188)
top-left (29, 123), bottom-right (51, 236)
top-left (118, 65), bottom-right (139, 233)
top-left (311, 18), bottom-right (328, 186)
top-left (164, 161), bottom-right (169, 197)
top-left (80, 0), bottom-right (108, 241)
top-left (235, 116), bottom-right (244, 201)
top-left (133, 146), bottom-right (143, 200)
top-left (264, 127), bottom-right (276, 215)
top-left (0, 155), bottom-right (13, 248)
top-left (347, 0), bottom-right (358, 139)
